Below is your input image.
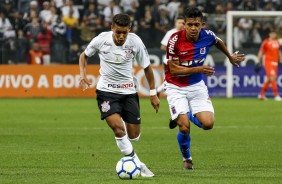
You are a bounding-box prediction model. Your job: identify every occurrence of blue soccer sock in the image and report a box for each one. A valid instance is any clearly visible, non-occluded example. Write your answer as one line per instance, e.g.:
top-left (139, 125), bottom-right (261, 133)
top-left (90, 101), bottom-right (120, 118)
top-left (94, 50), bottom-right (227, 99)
top-left (177, 132), bottom-right (191, 160)
top-left (188, 111), bottom-right (203, 128)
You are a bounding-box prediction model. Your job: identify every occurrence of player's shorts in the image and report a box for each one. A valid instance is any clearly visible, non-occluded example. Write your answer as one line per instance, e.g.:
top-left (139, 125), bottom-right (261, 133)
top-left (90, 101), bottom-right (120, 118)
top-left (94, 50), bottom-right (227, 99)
top-left (264, 61), bottom-right (278, 77)
top-left (164, 80), bottom-right (214, 120)
top-left (96, 90), bottom-right (140, 124)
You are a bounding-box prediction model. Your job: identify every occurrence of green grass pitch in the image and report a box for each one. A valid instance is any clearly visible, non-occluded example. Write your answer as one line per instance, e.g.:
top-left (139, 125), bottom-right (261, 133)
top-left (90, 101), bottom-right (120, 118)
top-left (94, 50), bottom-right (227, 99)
top-left (1, 97), bottom-right (282, 184)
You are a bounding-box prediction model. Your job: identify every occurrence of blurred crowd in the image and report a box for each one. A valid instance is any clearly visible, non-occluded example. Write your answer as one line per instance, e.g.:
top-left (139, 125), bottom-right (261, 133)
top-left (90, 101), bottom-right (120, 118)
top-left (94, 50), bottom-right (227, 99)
top-left (0, 0), bottom-right (281, 64)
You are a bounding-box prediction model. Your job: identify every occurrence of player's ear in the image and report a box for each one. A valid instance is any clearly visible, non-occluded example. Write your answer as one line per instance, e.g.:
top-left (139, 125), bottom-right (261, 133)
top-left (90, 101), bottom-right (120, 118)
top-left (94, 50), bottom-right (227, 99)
top-left (202, 22), bottom-right (206, 28)
top-left (111, 24), bottom-right (115, 31)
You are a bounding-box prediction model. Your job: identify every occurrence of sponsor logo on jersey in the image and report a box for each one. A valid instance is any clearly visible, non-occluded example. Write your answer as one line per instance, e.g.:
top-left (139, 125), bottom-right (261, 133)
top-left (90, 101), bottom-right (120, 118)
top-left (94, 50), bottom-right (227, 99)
top-left (200, 47), bottom-right (206, 54)
top-left (108, 83), bottom-right (134, 88)
top-left (104, 42), bottom-right (112, 46)
top-left (101, 101), bottom-right (110, 112)
top-left (168, 56), bottom-right (179, 61)
top-left (271, 42), bottom-right (279, 48)
top-left (180, 51), bottom-right (188, 55)
top-left (180, 59), bottom-right (205, 66)
top-left (168, 35), bottom-right (178, 54)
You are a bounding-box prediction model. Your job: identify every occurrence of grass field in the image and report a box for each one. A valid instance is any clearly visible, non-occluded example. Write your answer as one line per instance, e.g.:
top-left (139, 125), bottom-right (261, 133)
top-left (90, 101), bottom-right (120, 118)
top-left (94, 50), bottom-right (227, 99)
top-left (1, 98), bottom-right (282, 184)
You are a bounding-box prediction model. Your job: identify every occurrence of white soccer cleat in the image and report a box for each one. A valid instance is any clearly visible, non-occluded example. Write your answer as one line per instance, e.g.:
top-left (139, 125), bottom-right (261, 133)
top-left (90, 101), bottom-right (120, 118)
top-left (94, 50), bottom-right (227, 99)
top-left (258, 94), bottom-right (267, 101)
top-left (274, 95), bottom-right (282, 101)
top-left (140, 163), bottom-right (155, 177)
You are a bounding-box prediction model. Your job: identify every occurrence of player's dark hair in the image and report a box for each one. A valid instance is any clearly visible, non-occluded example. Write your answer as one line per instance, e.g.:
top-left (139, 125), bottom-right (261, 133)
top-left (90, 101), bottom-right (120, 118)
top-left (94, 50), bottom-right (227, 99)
top-left (176, 15), bottom-right (184, 20)
top-left (112, 13), bottom-right (132, 27)
top-left (184, 7), bottom-right (203, 20)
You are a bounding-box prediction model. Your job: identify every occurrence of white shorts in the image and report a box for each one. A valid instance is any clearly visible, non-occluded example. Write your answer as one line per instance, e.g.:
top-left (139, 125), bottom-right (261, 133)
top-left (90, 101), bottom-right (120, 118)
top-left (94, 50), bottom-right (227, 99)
top-left (164, 80), bottom-right (214, 120)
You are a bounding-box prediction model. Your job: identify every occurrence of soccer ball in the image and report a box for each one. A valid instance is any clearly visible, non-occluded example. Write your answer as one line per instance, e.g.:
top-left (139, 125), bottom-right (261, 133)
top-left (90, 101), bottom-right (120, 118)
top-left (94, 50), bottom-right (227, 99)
top-left (115, 156), bottom-right (141, 179)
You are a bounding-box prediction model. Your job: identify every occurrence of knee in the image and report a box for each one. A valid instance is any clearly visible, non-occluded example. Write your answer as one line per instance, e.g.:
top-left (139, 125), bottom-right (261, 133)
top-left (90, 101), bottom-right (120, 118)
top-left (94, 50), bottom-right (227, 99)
top-left (128, 133), bottom-right (141, 142)
top-left (178, 122), bottom-right (190, 134)
top-left (112, 126), bottom-right (126, 137)
top-left (202, 119), bottom-right (214, 130)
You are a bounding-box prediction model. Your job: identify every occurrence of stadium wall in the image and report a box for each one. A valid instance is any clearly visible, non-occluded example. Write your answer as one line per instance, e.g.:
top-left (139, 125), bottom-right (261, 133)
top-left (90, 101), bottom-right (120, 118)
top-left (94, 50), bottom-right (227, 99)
top-left (1, 65), bottom-right (282, 98)
top-left (0, 65), bottom-right (164, 98)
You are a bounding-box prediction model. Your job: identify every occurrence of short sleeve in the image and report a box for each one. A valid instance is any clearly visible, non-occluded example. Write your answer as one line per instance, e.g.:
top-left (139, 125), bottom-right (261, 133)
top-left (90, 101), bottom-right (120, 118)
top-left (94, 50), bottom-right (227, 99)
top-left (84, 34), bottom-right (102, 57)
top-left (161, 31), bottom-right (172, 46)
top-left (204, 29), bottom-right (217, 46)
top-left (134, 35), bottom-right (150, 68)
top-left (260, 40), bottom-right (267, 53)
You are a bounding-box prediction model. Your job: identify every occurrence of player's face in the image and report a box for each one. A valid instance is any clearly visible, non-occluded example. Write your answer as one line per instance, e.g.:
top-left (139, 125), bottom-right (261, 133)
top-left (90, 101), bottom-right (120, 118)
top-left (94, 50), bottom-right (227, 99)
top-left (184, 17), bottom-right (204, 42)
top-left (269, 32), bottom-right (277, 40)
top-left (111, 25), bottom-right (131, 46)
top-left (175, 19), bottom-right (184, 31)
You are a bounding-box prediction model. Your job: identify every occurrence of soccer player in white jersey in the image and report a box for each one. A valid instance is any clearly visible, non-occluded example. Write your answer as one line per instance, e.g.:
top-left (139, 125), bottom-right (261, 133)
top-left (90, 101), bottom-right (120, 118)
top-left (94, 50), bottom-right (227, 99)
top-left (165, 7), bottom-right (245, 170)
top-left (79, 13), bottom-right (160, 177)
top-left (156, 16), bottom-right (185, 95)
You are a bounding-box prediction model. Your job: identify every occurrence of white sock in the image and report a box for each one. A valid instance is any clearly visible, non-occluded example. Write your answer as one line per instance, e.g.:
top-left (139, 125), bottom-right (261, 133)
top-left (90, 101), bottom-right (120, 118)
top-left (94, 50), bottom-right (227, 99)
top-left (115, 135), bottom-right (133, 155)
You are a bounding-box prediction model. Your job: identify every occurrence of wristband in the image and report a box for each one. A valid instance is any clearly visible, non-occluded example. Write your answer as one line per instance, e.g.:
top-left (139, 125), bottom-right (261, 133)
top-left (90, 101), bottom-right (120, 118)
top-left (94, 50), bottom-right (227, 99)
top-left (150, 89), bottom-right (157, 96)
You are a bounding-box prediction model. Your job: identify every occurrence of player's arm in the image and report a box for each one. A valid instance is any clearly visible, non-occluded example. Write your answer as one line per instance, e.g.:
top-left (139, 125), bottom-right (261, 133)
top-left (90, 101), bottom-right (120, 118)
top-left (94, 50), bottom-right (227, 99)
top-left (214, 37), bottom-right (245, 67)
top-left (257, 49), bottom-right (264, 64)
top-left (144, 65), bottom-right (160, 113)
top-left (168, 60), bottom-right (215, 76)
top-left (160, 44), bottom-right (166, 51)
top-left (79, 51), bottom-right (91, 91)
top-left (279, 50), bottom-right (282, 64)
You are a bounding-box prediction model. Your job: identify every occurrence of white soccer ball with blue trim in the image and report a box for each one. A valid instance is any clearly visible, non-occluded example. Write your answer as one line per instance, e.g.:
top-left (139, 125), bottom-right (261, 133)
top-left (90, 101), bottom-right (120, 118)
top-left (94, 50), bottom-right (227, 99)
top-left (115, 156), bottom-right (141, 179)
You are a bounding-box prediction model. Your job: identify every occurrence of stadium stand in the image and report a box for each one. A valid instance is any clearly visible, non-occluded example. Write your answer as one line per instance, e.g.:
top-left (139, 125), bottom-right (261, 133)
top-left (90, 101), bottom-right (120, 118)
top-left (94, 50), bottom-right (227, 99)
top-left (0, 0), bottom-right (281, 64)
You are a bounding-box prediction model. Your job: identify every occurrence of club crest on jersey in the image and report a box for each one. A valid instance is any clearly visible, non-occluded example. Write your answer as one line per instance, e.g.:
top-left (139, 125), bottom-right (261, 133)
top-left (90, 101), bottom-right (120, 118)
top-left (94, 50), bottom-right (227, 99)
top-left (101, 101), bottom-right (110, 112)
top-left (171, 106), bottom-right (176, 114)
top-left (200, 47), bottom-right (206, 54)
top-left (124, 49), bottom-right (133, 60)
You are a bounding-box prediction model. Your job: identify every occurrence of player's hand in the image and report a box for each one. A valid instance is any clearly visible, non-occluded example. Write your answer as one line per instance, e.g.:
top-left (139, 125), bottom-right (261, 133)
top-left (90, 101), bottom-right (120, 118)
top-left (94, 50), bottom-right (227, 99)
top-left (230, 51), bottom-right (245, 67)
top-left (254, 63), bottom-right (262, 73)
top-left (150, 95), bottom-right (160, 113)
top-left (79, 77), bottom-right (91, 91)
top-left (199, 66), bottom-right (215, 76)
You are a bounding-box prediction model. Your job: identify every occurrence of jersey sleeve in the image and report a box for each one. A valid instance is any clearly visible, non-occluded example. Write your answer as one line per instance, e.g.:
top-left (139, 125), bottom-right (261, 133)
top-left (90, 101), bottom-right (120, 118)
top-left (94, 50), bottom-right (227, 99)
top-left (204, 29), bottom-right (217, 46)
top-left (160, 31), bottom-right (171, 46)
top-left (84, 33), bottom-right (104, 57)
top-left (134, 34), bottom-right (150, 68)
top-left (260, 40), bottom-right (267, 53)
top-left (166, 33), bottom-right (179, 61)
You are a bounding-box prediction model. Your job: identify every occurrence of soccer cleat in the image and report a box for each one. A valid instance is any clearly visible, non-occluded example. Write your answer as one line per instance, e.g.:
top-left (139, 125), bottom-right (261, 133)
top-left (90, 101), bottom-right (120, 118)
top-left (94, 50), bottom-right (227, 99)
top-left (258, 94), bottom-right (267, 101)
top-left (183, 159), bottom-right (193, 170)
top-left (169, 118), bottom-right (177, 129)
top-left (274, 95), bottom-right (282, 101)
top-left (140, 164), bottom-right (155, 177)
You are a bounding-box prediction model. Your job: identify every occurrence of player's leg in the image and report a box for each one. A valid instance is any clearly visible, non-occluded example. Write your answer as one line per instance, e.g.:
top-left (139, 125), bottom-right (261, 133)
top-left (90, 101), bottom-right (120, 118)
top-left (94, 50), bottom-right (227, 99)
top-left (175, 114), bottom-right (193, 170)
top-left (105, 114), bottom-right (133, 155)
top-left (166, 84), bottom-right (193, 169)
top-left (96, 90), bottom-right (134, 155)
top-left (259, 66), bottom-right (271, 100)
top-left (121, 93), bottom-right (154, 177)
top-left (188, 81), bottom-right (215, 130)
top-left (188, 111), bottom-right (203, 128)
top-left (193, 111), bottom-right (214, 130)
top-left (268, 67), bottom-right (281, 100)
